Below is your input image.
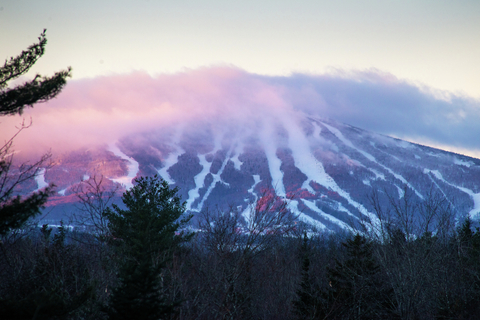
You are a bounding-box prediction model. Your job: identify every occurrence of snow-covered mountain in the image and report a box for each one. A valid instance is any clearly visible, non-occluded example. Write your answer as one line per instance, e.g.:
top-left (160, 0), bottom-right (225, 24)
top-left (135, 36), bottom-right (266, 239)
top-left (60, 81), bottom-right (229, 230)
top-left (36, 114), bottom-right (480, 232)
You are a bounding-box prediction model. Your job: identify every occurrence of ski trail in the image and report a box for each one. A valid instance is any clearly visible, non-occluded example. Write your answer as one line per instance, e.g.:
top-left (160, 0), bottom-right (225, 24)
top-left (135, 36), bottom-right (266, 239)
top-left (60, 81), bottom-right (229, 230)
top-left (186, 136), bottom-right (222, 211)
top-left (186, 154), bottom-right (212, 211)
top-left (454, 157), bottom-right (475, 167)
top-left (108, 144), bottom-right (139, 190)
top-left (395, 185), bottom-right (405, 199)
top-left (230, 142), bottom-right (244, 171)
top-left (282, 116), bottom-right (336, 194)
top-left (280, 117), bottom-right (378, 225)
top-left (34, 168), bottom-right (48, 191)
top-left (424, 169), bottom-right (478, 217)
top-left (157, 148), bottom-right (184, 185)
top-left (241, 174), bottom-right (262, 222)
top-left (157, 128), bottom-right (184, 184)
top-left (423, 170), bottom-right (454, 206)
top-left (196, 146), bottom-right (233, 211)
top-left (322, 122), bottom-right (424, 200)
top-left (302, 199), bottom-right (352, 230)
top-left (288, 200), bottom-right (327, 231)
top-left (260, 120), bottom-right (286, 196)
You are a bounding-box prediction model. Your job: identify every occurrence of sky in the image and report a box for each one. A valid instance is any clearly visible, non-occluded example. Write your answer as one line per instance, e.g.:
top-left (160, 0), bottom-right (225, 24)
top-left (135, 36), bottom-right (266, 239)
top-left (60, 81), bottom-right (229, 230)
top-left (1, 0), bottom-right (480, 158)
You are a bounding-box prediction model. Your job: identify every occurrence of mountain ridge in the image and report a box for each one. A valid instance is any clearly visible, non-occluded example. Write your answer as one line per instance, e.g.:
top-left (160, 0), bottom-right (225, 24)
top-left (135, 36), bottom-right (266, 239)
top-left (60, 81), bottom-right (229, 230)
top-left (32, 115), bottom-right (480, 232)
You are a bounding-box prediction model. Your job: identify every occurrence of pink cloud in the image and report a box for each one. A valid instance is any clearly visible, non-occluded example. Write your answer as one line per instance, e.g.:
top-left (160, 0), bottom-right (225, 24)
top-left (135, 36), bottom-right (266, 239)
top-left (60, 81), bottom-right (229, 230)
top-left (0, 67), bottom-right (296, 158)
top-left (2, 66), bottom-right (480, 159)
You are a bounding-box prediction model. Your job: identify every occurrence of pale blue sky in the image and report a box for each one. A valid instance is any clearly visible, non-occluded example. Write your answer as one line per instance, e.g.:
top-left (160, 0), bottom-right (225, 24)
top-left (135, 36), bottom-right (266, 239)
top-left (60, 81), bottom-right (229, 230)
top-left (2, 0), bottom-right (479, 97)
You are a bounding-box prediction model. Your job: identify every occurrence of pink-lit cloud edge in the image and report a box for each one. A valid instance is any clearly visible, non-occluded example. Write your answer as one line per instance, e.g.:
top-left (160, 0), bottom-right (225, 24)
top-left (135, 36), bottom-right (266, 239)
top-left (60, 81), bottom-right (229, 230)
top-left (2, 66), bottom-right (480, 159)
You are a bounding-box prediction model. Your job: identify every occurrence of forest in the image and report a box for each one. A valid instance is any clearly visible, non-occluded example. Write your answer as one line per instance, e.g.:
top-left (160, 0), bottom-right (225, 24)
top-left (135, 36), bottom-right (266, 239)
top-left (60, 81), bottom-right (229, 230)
top-left (1, 173), bottom-right (480, 319)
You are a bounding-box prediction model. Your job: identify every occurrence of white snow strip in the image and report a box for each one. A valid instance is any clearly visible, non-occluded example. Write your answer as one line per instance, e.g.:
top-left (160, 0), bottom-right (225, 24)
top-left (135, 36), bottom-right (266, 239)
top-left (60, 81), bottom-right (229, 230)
top-left (427, 152), bottom-right (441, 158)
top-left (369, 141), bottom-right (405, 162)
top-left (260, 120), bottom-right (286, 196)
top-left (58, 188), bottom-right (67, 196)
top-left (186, 135), bottom-right (224, 211)
top-left (424, 169), bottom-right (480, 218)
top-left (230, 153), bottom-right (242, 172)
top-left (34, 168), bottom-right (48, 191)
top-left (158, 147), bottom-right (185, 185)
top-left (336, 202), bottom-right (359, 220)
top-left (229, 141), bottom-right (244, 171)
top-left (196, 147), bottom-right (233, 210)
top-left (370, 169), bottom-right (385, 180)
top-left (241, 175), bottom-right (262, 222)
top-left (423, 170), bottom-right (454, 207)
top-left (302, 199), bottom-right (349, 229)
top-left (277, 118), bottom-right (378, 225)
top-left (288, 200), bottom-right (327, 231)
top-left (282, 117), bottom-right (338, 194)
top-left (108, 144), bottom-right (139, 190)
top-left (454, 157), bottom-right (474, 168)
top-left (324, 123), bottom-right (375, 161)
top-left (186, 154), bottom-right (212, 211)
top-left (248, 174), bottom-right (261, 201)
top-left (395, 185), bottom-right (405, 199)
top-left (157, 128), bottom-right (185, 184)
top-left (322, 122), bottom-right (424, 200)
top-left (397, 140), bottom-right (414, 149)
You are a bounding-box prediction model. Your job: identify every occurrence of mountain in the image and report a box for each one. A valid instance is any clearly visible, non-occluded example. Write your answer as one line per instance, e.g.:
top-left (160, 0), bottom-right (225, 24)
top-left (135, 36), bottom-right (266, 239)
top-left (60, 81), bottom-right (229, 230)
top-left (32, 114), bottom-right (480, 232)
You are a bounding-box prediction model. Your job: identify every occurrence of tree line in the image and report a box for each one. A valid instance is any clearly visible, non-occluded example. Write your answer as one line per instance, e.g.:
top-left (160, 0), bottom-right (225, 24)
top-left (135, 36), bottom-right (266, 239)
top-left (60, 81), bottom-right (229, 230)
top-left (2, 176), bottom-right (480, 319)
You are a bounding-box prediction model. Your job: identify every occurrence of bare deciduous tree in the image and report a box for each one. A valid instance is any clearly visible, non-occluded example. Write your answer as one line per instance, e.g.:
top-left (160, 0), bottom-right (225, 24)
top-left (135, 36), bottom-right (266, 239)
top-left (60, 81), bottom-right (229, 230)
top-left (71, 175), bottom-right (119, 239)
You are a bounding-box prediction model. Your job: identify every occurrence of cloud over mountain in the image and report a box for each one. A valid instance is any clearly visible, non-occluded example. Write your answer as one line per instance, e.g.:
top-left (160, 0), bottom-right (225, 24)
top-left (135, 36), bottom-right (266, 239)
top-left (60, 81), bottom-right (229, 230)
top-left (2, 67), bottom-right (479, 158)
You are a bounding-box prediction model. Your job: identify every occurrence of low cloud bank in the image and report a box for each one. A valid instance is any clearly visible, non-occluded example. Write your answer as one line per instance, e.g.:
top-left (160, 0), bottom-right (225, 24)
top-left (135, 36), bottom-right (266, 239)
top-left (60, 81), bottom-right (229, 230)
top-left (2, 67), bottom-right (480, 159)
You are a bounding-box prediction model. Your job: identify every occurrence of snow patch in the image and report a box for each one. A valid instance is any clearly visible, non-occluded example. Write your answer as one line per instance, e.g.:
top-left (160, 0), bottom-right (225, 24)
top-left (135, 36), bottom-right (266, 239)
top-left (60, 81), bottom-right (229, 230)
top-left (322, 122), bottom-right (423, 200)
top-left (370, 169), bottom-right (385, 180)
top-left (260, 120), bottom-right (286, 196)
top-left (158, 129), bottom-right (185, 184)
top-left (241, 175), bottom-right (262, 222)
top-left (424, 169), bottom-right (480, 218)
top-left (34, 168), bottom-right (48, 191)
top-left (267, 118), bottom-right (380, 226)
top-left (288, 200), bottom-right (327, 231)
top-left (108, 144), bottom-right (139, 190)
top-left (196, 146), bottom-right (233, 210)
top-left (158, 147), bottom-right (185, 185)
top-left (302, 199), bottom-right (351, 230)
top-left (395, 185), bottom-right (405, 199)
top-left (186, 154), bottom-right (212, 211)
top-left (230, 142), bottom-right (244, 171)
top-left (454, 157), bottom-right (474, 168)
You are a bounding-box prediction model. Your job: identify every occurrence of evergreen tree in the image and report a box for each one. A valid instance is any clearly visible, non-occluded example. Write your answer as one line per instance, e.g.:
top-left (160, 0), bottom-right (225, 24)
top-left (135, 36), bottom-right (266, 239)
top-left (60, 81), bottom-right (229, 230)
top-left (437, 218), bottom-right (480, 318)
top-left (293, 232), bottom-right (321, 320)
top-left (0, 29), bottom-right (71, 236)
top-left (105, 175), bottom-right (192, 320)
top-left (323, 234), bottom-right (392, 320)
top-left (1, 29), bottom-right (71, 116)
